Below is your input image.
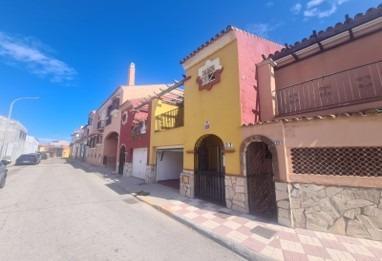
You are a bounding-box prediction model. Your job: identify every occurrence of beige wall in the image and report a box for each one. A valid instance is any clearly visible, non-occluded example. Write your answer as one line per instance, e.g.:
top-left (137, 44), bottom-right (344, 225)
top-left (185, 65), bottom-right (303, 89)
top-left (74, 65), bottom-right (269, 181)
top-left (241, 113), bottom-right (382, 188)
top-left (257, 31), bottom-right (382, 120)
top-left (275, 32), bottom-right (382, 88)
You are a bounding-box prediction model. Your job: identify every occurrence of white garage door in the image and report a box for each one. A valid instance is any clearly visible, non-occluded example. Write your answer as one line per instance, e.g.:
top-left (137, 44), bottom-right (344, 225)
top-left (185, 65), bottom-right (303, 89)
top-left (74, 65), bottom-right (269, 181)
top-left (132, 148), bottom-right (147, 179)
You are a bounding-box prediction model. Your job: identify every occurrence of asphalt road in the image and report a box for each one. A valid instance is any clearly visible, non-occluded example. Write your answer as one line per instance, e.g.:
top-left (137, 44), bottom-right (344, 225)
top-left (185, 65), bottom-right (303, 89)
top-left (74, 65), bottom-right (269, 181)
top-left (0, 159), bottom-right (244, 261)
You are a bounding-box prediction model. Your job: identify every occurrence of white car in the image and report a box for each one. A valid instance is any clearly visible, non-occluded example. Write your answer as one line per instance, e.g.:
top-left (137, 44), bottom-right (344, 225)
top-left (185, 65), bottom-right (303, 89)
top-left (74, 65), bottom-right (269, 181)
top-left (0, 159), bottom-right (10, 188)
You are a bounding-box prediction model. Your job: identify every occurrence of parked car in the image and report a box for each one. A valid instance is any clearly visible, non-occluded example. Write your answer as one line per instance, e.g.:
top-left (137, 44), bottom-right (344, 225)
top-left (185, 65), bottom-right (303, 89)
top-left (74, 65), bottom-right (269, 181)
top-left (15, 154), bottom-right (40, 165)
top-left (34, 153), bottom-right (42, 162)
top-left (40, 152), bottom-right (48, 160)
top-left (0, 159), bottom-right (10, 188)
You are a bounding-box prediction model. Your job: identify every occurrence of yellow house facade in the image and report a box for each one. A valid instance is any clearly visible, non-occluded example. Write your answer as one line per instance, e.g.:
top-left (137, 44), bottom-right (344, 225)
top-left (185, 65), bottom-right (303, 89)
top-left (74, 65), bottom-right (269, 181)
top-left (148, 26), bottom-right (281, 208)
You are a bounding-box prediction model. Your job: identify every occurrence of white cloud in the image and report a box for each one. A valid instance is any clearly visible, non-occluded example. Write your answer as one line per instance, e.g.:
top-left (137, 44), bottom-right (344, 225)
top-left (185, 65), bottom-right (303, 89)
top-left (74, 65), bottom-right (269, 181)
top-left (0, 32), bottom-right (76, 82)
top-left (306, 0), bottom-right (325, 9)
top-left (291, 3), bottom-right (303, 14)
top-left (292, 0), bottom-right (350, 19)
top-left (247, 23), bottom-right (273, 38)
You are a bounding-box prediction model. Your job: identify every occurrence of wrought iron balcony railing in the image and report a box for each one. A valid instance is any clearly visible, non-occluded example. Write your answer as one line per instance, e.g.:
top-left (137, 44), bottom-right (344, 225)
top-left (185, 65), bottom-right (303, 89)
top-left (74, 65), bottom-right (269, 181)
top-left (155, 107), bottom-right (184, 131)
top-left (97, 120), bottom-right (105, 129)
top-left (105, 117), bottom-right (112, 126)
top-left (275, 60), bottom-right (382, 116)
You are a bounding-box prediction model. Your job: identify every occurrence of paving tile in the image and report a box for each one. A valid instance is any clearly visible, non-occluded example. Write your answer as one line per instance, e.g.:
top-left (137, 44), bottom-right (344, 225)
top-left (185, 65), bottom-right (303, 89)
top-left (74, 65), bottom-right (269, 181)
top-left (236, 225), bottom-right (253, 237)
top-left (222, 220), bottom-right (242, 230)
top-left (343, 242), bottom-right (374, 257)
top-left (185, 206), bottom-right (198, 211)
top-left (212, 225), bottom-right (231, 237)
top-left (269, 238), bottom-right (281, 248)
top-left (150, 192), bottom-right (382, 261)
top-left (243, 220), bottom-right (258, 229)
top-left (283, 250), bottom-right (309, 261)
top-left (315, 231), bottom-right (338, 241)
top-left (307, 255), bottom-right (326, 261)
top-left (280, 239), bottom-right (305, 254)
top-left (298, 234), bottom-right (323, 247)
top-left (261, 245), bottom-right (284, 260)
top-left (302, 244), bottom-right (329, 259)
top-left (192, 216), bottom-right (209, 224)
top-left (201, 212), bottom-right (216, 219)
top-left (367, 246), bottom-right (382, 258)
top-left (202, 220), bottom-right (220, 230)
top-left (348, 254), bottom-right (379, 261)
top-left (319, 239), bottom-right (346, 251)
top-left (226, 230), bottom-right (248, 243)
top-left (242, 238), bottom-right (266, 253)
top-left (183, 212), bottom-right (198, 219)
top-left (326, 248), bottom-right (356, 261)
top-left (277, 230), bottom-right (301, 242)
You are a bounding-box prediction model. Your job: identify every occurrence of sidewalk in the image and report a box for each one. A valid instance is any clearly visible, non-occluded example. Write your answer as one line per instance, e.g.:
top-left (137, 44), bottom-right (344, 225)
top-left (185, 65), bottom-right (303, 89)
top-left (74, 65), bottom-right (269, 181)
top-left (71, 160), bottom-right (382, 261)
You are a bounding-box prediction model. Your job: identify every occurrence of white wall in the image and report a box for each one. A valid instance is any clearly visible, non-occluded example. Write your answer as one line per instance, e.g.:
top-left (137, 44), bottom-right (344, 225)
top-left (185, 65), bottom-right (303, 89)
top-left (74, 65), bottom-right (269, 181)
top-left (23, 136), bottom-right (39, 154)
top-left (156, 151), bottom-right (183, 181)
top-left (0, 116), bottom-right (27, 162)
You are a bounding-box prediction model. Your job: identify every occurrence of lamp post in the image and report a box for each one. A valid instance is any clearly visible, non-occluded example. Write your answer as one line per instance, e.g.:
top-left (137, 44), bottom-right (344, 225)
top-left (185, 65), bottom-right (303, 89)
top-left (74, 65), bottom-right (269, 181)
top-left (8, 96), bottom-right (40, 119)
top-left (0, 96), bottom-right (40, 159)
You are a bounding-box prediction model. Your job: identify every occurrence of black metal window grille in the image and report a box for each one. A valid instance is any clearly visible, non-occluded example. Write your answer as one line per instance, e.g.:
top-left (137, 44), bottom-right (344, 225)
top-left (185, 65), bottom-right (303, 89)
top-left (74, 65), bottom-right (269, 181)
top-left (155, 107), bottom-right (184, 131)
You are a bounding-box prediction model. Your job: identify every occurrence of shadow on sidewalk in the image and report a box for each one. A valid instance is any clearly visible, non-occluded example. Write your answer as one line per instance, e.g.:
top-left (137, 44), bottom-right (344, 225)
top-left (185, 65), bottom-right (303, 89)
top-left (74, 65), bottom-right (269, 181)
top-left (66, 159), bottom-right (268, 223)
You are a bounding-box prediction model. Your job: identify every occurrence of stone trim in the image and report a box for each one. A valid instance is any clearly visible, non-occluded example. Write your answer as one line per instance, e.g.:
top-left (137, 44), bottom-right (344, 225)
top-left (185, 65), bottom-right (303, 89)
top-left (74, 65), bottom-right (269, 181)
top-left (240, 135), bottom-right (280, 179)
top-left (145, 165), bottom-right (156, 184)
top-left (123, 162), bottom-right (132, 177)
top-left (180, 170), bottom-right (194, 198)
top-left (225, 176), bottom-right (249, 213)
top-left (275, 182), bottom-right (292, 227)
top-left (289, 183), bottom-right (382, 241)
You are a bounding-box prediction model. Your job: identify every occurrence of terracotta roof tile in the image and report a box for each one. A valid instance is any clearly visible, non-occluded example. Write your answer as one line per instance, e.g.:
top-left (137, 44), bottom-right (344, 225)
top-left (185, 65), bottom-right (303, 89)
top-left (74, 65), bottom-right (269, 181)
top-left (268, 4), bottom-right (382, 61)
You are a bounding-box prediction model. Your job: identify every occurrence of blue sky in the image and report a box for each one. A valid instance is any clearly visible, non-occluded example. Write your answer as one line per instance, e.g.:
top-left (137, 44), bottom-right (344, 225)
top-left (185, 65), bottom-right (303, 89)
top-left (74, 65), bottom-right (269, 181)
top-left (0, 0), bottom-right (379, 141)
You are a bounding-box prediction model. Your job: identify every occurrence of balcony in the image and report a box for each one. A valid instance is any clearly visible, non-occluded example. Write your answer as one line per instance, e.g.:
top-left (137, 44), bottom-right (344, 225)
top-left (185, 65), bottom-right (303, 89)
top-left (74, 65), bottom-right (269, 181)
top-left (275, 61), bottom-right (382, 116)
top-left (105, 117), bottom-right (112, 126)
top-left (97, 120), bottom-right (105, 130)
top-left (155, 107), bottom-right (184, 131)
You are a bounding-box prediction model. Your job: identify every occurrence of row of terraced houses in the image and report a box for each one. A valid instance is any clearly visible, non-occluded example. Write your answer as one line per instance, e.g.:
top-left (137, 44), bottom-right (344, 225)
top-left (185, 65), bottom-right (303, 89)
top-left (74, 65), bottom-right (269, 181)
top-left (71, 5), bottom-right (382, 241)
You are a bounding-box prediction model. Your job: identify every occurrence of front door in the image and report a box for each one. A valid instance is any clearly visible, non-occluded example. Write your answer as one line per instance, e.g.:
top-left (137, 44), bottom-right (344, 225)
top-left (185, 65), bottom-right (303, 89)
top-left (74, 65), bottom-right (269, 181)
top-left (132, 148), bottom-right (147, 179)
top-left (247, 142), bottom-right (277, 220)
top-left (118, 146), bottom-right (126, 175)
top-left (195, 135), bottom-right (225, 206)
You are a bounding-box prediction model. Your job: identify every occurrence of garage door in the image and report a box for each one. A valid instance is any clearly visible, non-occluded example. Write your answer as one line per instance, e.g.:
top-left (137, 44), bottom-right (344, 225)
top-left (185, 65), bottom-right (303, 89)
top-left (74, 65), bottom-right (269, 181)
top-left (132, 148), bottom-right (147, 179)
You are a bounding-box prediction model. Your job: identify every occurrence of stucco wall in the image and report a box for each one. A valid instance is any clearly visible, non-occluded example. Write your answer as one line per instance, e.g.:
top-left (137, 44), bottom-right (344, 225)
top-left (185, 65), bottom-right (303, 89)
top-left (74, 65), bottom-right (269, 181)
top-left (235, 31), bottom-right (281, 125)
top-left (120, 105), bottom-right (150, 163)
top-left (149, 99), bottom-right (185, 165)
top-left (183, 40), bottom-right (242, 175)
top-left (275, 31), bottom-right (382, 88)
top-left (241, 113), bottom-right (382, 188)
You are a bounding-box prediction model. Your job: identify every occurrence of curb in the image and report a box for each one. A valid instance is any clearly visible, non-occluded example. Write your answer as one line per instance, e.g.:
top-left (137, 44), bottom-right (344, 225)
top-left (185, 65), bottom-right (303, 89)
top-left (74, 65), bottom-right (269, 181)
top-left (74, 160), bottom-right (272, 260)
top-left (135, 195), bottom-right (272, 261)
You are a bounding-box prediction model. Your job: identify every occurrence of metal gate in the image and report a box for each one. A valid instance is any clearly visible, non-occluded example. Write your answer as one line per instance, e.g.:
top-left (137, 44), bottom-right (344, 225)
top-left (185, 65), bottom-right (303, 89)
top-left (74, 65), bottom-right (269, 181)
top-left (195, 135), bottom-right (226, 206)
top-left (247, 142), bottom-right (277, 220)
top-left (195, 171), bottom-right (225, 205)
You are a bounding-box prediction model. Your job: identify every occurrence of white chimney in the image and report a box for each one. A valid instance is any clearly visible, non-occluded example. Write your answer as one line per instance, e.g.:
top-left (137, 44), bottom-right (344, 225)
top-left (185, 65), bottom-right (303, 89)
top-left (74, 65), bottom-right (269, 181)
top-left (128, 62), bottom-right (135, 86)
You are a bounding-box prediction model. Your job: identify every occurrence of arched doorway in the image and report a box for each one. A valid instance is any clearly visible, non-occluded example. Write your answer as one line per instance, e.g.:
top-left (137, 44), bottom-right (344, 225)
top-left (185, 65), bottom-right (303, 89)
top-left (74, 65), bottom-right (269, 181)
top-left (246, 141), bottom-right (277, 220)
top-left (194, 135), bottom-right (225, 205)
top-left (103, 132), bottom-right (119, 170)
top-left (118, 146), bottom-right (126, 175)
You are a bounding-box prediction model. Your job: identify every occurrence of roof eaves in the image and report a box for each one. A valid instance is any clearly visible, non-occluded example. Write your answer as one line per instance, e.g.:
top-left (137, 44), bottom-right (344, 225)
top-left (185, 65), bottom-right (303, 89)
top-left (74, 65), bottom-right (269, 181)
top-left (268, 4), bottom-right (382, 61)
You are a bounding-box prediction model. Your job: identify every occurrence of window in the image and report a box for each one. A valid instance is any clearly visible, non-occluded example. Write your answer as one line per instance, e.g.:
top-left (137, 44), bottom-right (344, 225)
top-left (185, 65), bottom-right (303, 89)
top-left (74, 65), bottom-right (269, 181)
top-left (197, 58), bottom-right (223, 90)
top-left (121, 111), bottom-right (128, 125)
top-left (201, 65), bottom-right (216, 85)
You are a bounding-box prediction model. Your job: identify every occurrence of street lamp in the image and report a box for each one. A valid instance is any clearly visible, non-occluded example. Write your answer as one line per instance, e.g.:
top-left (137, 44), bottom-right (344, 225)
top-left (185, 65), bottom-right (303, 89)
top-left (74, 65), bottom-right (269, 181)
top-left (0, 96), bottom-right (40, 159)
top-left (8, 96), bottom-right (40, 119)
